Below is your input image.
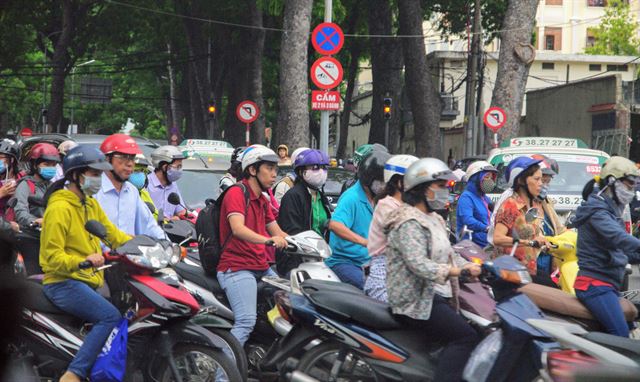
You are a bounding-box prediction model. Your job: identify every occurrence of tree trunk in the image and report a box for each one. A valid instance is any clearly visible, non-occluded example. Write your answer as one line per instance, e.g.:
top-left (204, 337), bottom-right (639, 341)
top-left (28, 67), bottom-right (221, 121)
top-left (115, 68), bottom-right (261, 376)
top-left (398, 0), bottom-right (442, 158)
top-left (48, 0), bottom-right (76, 133)
top-left (367, 0), bottom-right (404, 152)
top-left (167, 42), bottom-right (181, 144)
top-left (248, 0), bottom-right (266, 146)
top-left (187, 64), bottom-right (206, 138)
top-left (276, 0), bottom-right (313, 148)
top-left (487, 0), bottom-right (538, 148)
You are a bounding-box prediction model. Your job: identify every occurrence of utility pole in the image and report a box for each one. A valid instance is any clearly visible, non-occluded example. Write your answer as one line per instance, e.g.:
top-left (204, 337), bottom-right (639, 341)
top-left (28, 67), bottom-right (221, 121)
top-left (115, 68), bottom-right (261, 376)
top-left (319, 0), bottom-right (332, 153)
top-left (463, 0), bottom-right (482, 156)
top-left (70, 59), bottom-right (95, 134)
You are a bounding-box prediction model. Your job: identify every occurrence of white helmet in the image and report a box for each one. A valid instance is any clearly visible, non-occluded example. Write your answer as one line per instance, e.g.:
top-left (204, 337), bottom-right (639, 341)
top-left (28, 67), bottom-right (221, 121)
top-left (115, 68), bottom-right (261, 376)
top-left (241, 144), bottom-right (279, 171)
top-left (150, 145), bottom-right (185, 168)
top-left (463, 160), bottom-right (497, 182)
top-left (384, 154), bottom-right (419, 183)
top-left (404, 158), bottom-right (457, 191)
top-left (290, 147), bottom-right (310, 165)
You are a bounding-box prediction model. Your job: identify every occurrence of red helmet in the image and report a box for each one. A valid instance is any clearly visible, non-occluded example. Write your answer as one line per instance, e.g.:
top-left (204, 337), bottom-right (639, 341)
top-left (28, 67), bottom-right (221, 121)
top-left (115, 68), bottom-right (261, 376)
top-left (30, 143), bottom-right (61, 162)
top-left (100, 134), bottom-right (142, 155)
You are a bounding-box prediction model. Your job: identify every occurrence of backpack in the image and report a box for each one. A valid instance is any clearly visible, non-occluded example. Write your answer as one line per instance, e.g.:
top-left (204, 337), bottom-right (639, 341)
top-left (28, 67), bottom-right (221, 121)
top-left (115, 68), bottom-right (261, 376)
top-left (5, 178), bottom-right (36, 222)
top-left (196, 183), bottom-right (250, 274)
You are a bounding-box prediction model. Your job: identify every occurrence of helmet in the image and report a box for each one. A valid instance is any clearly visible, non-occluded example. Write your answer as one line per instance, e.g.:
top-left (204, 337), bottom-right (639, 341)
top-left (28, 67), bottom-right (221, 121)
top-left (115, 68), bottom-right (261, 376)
top-left (601, 156), bottom-right (639, 181)
top-left (353, 143), bottom-right (388, 167)
top-left (0, 139), bottom-right (18, 159)
top-left (505, 156), bottom-right (543, 186)
top-left (358, 150), bottom-right (392, 188)
top-left (464, 160), bottom-right (497, 182)
top-left (290, 147), bottom-right (310, 165)
top-left (29, 143), bottom-right (60, 162)
top-left (231, 146), bottom-right (246, 164)
top-left (63, 145), bottom-right (112, 175)
top-left (151, 145), bottom-right (185, 168)
top-left (531, 154), bottom-right (559, 176)
top-left (404, 158), bottom-right (456, 191)
top-left (383, 155), bottom-right (419, 183)
top-left (100, 134), bottom-right (142, 155)
top-left (277, 144), bottom-right (289, 155)
top-left (58, 140), bottom-right (78, 156)
top-left (294, 149), bottom-right (330, 169)
top-left (134, 153), bottom-right (150, 167)
top-left (241, 144), bottom-right (279, 171)
top-left (329, 158), bottom-right (338, 167)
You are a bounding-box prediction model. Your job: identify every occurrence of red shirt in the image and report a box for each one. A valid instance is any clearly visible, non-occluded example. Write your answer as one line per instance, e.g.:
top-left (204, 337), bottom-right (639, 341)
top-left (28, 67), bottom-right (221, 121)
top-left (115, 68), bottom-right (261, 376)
top-left (217, 179), bottom-right (275, 272)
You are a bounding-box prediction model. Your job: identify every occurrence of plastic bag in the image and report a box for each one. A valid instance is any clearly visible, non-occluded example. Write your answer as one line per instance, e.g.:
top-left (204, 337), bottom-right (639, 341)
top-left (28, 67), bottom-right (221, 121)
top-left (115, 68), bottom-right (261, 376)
top-left (90, 318), bottom-right (128, 382)
top-left (463, 329), bottom-right (503, 382)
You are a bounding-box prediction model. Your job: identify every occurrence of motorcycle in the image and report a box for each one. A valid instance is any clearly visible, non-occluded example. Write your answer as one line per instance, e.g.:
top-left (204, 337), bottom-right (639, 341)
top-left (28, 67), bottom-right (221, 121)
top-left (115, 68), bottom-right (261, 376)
top-left (262, 254), bottom-right (568, 382)
top-left (10, 220), bottom-right (242, 382)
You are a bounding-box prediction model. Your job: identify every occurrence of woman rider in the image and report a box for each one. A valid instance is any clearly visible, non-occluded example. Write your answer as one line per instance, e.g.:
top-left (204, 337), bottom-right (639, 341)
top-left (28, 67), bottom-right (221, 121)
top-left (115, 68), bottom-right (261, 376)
top-left (385, 158), bottom-right (481, 381)
top-left (456, 160), bottom-right (497, 247)
top-left (40, 145), bottom-right (131, 382)
top-left (364, 154), bottom-right (418, 302)
top-left (572, 156), bottom-right (640, 337)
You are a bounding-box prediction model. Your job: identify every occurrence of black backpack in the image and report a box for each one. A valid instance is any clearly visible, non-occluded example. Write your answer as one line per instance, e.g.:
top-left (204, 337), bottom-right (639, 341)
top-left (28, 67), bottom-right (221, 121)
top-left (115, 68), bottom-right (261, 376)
top-left (196, 183), bottom-right (250, 274)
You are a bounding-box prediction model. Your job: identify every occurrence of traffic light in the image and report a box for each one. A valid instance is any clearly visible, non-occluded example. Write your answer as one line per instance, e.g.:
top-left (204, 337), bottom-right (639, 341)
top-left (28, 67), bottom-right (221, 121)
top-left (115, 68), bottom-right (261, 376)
top-left (383, 97), bottom-right (392, 120)
top-left (207, 101), bottom-right (216, 116)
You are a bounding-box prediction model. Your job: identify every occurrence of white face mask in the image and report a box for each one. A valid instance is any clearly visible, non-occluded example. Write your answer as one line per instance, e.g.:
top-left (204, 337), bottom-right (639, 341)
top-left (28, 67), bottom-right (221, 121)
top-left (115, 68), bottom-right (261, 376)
top-left (370, 180), bottom-right (385, 195)
top-left (614, 180), bottom-right (635, 205)
top-left (303, 169), bottom-right (328, 189)
top-left (426, 186), bottom-right (450, 210)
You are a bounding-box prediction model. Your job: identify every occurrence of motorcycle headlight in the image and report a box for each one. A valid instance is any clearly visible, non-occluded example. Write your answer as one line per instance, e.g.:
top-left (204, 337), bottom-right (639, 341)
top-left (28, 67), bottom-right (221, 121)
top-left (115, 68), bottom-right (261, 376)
top-left (128, 243), bottom-right (172, 270)
top-left (500, 269), bottom-right (532, 285)
top-left (166, 244), bottom-right (181, 265)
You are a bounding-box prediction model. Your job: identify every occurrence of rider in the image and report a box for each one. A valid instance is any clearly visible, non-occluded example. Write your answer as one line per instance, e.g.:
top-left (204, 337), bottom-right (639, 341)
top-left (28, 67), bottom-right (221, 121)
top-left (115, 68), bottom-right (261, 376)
top-left (273, 147), bottom-right (309, 204)
top-left (385, 158), bottom-right (481, 382)
top-left (216, 144), bottom-right (289, 346)
top-left (148, 145), bottom-right (187, 220)
top-left (277, 144), bottom-right (291, 165)
top-left (456, 160), bottom-right (497, 247)
top-left (129, 153), bottom-right (158, 220)
top-left (492, 157), bottom-right (549, 276)
top-left (95, 134), bottom-right (164, 239)
top-left (340, 143), bottom-right (388, 195)
top-left (572, 156), bottom-right (640, 337)
top-left (325, 149), bottom-right (391, 289)
top-left (40, 145), bottom-right (131, 382)
top-left (277, 149), bottom-right (332, 275)
top-left (364, 154), bottom-right (419, 302)
top-left (0, 139), bottom-right (21, 216)
top-left (52, 140), bottom-right (78, 182)
top-left (219, 146), bottom-right (245, 192)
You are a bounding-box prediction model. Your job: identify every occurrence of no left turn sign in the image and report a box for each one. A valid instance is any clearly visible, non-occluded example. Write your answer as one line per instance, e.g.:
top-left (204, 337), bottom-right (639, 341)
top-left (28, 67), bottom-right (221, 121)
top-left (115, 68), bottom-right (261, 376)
top-left (236, 100), bottom-right (259, 124)
top-left (310, 56), bottom-right (343, 90)
top-left (483, 107), bottom-right (507, 133)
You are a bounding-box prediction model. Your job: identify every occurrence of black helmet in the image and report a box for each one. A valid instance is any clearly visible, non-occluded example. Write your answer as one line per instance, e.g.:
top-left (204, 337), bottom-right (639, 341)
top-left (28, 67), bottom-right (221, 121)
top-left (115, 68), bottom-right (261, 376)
top-left (231, 146), bottom-right (246, 164)
top-left (0, 139), bottom-right (18, 160)
top-left (63, 145), bottom-right (112, 175)
top-left (358, 150), bottom-right (392, 188)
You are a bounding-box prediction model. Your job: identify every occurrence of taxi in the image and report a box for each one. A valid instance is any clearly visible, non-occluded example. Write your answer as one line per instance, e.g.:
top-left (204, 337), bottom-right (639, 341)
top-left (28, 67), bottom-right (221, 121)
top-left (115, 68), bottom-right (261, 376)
top-left (178, 139), bottom-right (234, 165)
top-left (487, 137), bottom-right (609, 221)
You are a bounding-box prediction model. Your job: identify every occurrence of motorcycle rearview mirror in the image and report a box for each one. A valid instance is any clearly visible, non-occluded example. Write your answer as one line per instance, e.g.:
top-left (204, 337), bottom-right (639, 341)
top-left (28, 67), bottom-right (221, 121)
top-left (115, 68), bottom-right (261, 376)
top-left (168, 192), bottom-right (181, 206)
top-left (145, 201), bottom-right (156, 215)
top-left (85, 220), bottom-right (107, 239)
top-left (525, 208), bottom-right (539, 224)
top-left (157, 208), bottom-right (164, 226)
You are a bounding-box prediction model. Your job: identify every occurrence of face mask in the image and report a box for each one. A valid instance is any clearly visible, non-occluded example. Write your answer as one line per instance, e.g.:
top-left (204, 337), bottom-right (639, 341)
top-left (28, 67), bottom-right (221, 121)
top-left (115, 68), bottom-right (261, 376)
top-left (538, 185), bottom-right (549, 201)
top-left (479, 175), bottom-right (496, 194)
top-left (39, 166), bottom-right (57, 181)
top-left (614, 180), bottom-right (635, 205)
top-left (303, 169), bottom-right (328, 189)
top-left (129, 171), bottom-right (146, 190)
top-left (0, 160), bottom-right (6, 175)
top-left (167, 167), bottom-right (183, 183)
top-left (370, 180), bottom-right (385, 195)
top-left (426, 187), bottom-right (450, 210)
top-left (81, 175), bottom-right (102, 196)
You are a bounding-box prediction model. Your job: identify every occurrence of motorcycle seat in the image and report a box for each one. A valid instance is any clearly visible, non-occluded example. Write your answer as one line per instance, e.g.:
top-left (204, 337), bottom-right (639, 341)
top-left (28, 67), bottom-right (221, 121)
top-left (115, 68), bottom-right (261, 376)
top-left (300, 279), bottom-right (401, 330)
top-left (22, 280), bottom-right (84, 327)
top-left (174, 262), bottom-right (223, 294)
top-left (583, 332), bottom-right (640, 358)
top-left (519, 283), bottom-right (638, 322)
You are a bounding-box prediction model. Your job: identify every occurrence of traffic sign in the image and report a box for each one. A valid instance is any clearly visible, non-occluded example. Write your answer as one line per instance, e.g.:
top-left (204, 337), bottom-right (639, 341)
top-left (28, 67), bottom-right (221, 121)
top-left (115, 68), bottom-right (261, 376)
top-left (483, 107), bottom-right (507, 133)
top-left (311, 90), bottom-right (341, 111)
top-left (236, 100), bottom-right (259, 124)
top-left (311, 22), bottom-right (344, 56)
top-left (310, 57), bottom-right (343, 90)
top-left (19, 127), bottom-right (33, 137)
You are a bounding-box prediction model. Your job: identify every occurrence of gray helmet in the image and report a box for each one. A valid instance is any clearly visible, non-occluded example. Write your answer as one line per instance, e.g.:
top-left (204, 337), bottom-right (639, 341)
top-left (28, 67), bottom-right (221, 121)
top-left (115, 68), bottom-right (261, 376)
top-left (151, 145), bottom-right (185, 168)
top-left (404, 158), bottom-right (457, 191)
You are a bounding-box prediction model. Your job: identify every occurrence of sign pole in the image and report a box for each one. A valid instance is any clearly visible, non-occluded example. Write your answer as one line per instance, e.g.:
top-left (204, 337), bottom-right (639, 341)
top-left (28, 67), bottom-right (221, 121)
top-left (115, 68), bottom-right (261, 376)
top-left (246, 123), bottom-right (251, 146)
top-left (493, 133), bottom-right (498, 148)
top-left (319, 0), bottom-right (332, 155)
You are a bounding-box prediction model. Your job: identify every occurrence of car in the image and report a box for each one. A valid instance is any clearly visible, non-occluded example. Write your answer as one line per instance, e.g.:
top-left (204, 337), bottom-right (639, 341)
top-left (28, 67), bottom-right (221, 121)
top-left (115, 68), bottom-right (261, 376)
top-left (70, 133), bottom-right (160, 158)
top-left (276, 166), bottom-right (354, 207)
top-left (175, 155), bottom-right (227, 210)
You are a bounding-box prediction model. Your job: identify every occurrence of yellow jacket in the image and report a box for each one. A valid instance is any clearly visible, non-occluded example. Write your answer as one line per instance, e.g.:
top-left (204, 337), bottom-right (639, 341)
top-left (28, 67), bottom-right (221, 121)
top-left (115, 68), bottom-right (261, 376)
top-left (40, 189), bottom-right (131, 289)
top-left (139, 188), bottom-right (158, 220)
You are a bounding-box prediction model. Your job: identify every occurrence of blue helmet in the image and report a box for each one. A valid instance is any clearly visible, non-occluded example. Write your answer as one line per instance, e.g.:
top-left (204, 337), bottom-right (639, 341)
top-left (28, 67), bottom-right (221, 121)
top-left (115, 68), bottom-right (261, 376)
top-left (505, 156), bottom-right (542, 187)
top-left (63, 145), bottom-right (112, 175)
top-left (293, 149), bottom-right (330, 169)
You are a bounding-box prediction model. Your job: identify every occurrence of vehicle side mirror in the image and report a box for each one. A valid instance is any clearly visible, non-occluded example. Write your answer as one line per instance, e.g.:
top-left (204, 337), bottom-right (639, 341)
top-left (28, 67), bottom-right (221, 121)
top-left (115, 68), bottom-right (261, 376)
top-left (157, 208), bottom-right (164, 226)
top-left (168, 192), bottom-right (181, 206)
top-left (145, 201), bottom-right (156, 214)
top-left (525, 208), bottom-right (539, 224)
top-left (85, 220), bottom-right (107, 239)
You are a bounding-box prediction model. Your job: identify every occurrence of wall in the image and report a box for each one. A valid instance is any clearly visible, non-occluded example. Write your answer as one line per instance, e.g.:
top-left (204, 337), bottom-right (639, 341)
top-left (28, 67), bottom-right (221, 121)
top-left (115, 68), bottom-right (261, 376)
top-left (523, 74), bottom-right (621, 144)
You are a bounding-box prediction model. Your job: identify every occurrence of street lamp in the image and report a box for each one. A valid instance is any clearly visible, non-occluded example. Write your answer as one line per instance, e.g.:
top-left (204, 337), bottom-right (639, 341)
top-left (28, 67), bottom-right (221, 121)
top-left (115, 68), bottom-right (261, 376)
top-left (70, 59), bottom-right (95, 134)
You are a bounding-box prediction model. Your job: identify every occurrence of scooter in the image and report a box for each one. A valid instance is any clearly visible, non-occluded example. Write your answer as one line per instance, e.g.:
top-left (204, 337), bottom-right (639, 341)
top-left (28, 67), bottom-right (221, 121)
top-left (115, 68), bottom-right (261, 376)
top-left (9, 220), bottom-right (242, 382)
top-left (545, 229), bottom-right (578, 295)
top-left (262, 253), bottom-right (569, 382)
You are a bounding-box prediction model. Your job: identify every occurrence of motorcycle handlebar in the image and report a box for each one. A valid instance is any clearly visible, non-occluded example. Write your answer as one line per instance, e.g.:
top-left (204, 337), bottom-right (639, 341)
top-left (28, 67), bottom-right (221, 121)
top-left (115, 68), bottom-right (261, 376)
top-left (78, 261), bottom-right (93, 269)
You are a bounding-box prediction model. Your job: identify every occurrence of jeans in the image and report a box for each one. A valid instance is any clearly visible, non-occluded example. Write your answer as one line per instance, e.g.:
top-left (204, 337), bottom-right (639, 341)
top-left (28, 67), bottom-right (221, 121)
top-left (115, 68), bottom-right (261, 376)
top-left (217, 267), bottom-right (277, 345)
top-left (330, 263), bottom-right (365, 290)
top-left (576, 285), bottom-right (630, 337)
top-left (43, 279), bottom-right (121, 379)
top-left (394, 295), bottom-right (480, 382)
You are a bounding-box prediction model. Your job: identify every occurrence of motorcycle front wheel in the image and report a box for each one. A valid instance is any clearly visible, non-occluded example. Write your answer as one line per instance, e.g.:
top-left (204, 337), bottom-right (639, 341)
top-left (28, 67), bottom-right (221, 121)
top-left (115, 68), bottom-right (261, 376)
top-left (159, 344), bottom-right (243, 382)
top-left (296, 341), bottom-right (382, 382)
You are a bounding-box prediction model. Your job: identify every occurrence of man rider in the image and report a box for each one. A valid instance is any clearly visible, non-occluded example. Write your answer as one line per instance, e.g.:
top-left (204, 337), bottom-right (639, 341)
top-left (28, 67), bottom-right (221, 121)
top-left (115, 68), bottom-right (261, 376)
top-left (148, 145), bottom-right (187, 220)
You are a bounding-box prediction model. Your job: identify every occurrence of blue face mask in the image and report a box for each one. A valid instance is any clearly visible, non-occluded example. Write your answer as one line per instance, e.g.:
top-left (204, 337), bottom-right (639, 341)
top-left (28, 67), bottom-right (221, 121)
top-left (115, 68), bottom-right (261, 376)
top-left (129, 171), bottom-right (146, 190)
top-left (0, 160), bottom-right (6, 174)
top-left (39, 166), bottom-right (57, 181)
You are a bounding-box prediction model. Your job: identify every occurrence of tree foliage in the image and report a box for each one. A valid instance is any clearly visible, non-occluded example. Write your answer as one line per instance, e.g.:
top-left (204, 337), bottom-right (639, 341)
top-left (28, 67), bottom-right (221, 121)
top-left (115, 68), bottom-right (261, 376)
top-left (585, 0), bottom-right (640, 56)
